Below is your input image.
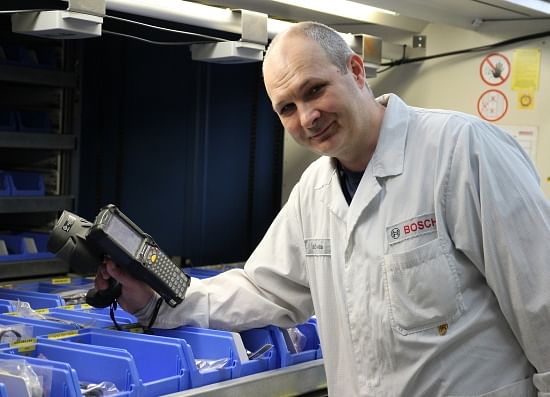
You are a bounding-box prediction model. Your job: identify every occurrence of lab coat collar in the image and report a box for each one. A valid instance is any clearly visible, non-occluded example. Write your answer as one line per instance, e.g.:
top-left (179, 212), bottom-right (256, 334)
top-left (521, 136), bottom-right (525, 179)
top-left (314, 94), bottom-right (409, 209)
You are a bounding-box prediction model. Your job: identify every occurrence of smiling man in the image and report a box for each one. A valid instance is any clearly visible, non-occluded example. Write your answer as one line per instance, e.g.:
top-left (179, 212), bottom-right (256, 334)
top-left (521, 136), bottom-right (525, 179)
top-left (96, 21), bottom-right (550, 396)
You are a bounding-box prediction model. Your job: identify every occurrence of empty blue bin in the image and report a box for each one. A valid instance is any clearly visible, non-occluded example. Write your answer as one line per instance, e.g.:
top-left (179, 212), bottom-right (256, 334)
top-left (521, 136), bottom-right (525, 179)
top-left (0, 172), bottom-right (11, 197)
top-left (0, 110), bottom-right (17, 132)
top-left (7, 171), bottom-right (45, 196)
top-left (16, 110), bottom-right (52, 133)
top-left (0, 232), bottom-right (55, 263)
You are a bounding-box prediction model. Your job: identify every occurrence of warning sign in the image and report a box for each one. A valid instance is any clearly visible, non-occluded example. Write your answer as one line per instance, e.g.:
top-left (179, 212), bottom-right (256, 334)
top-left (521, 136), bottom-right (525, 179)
top-left (480, 53), bottom-right (510, 86)
top-left (477, 89), bottom-right (508, 122)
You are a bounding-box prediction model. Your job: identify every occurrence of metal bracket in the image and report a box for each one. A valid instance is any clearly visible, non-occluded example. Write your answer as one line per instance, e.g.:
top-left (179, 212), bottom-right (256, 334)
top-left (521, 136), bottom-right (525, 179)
top-left (67, 0), bottom-right (106, 17)
top-left (234, 9), bottom-right (268, 45)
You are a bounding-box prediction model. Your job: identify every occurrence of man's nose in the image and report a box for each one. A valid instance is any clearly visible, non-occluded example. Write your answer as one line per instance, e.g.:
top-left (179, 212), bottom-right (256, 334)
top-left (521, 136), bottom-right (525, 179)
top-left (299, 104), bottom-right (320, 130)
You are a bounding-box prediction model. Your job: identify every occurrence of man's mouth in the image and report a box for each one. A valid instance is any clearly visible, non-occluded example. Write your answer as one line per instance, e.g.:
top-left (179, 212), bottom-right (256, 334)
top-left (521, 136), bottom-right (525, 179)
top-left (309, 122), bottom-right (333, 141)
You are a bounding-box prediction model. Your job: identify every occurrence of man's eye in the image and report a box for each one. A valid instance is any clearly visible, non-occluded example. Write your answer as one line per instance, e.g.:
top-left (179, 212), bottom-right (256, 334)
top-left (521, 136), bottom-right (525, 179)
top-left (280, 103), bottom-right (296, 115)
top-left (309, 84), bottom-right (325, 96)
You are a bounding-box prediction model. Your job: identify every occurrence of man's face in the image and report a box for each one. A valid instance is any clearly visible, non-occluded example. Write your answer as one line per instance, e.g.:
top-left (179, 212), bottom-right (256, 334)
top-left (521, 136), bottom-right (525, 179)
top-left (263, 34), bottom-right (366, 161)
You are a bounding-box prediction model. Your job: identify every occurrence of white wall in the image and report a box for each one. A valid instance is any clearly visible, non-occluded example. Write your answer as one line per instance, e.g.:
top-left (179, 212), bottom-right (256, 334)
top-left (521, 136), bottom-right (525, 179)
top-left (370, 21), bottom-right (550, 199)
top-left (281, 21), bottom-right (550, 202)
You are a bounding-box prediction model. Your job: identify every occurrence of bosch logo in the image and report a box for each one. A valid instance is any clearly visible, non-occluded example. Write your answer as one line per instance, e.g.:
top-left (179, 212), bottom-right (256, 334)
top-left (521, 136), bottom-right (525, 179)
top-left (403, 218), bottom-right (436, 234)
top-left (390, 228), bottom-right (400, 239)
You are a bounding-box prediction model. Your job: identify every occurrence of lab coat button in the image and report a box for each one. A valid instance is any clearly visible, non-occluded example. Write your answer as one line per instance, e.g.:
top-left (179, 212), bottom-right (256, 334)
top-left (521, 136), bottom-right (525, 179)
top-left (438, 323), bottom-right (448, 336)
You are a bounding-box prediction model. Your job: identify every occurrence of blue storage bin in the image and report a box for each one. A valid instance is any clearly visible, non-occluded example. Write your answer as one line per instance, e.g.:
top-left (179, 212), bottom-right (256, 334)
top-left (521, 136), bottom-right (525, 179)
top-left (6, 171), bottom-right (45, 196)
top-left (0, 110), bottom-right (17, 132)
top-left (46, 308), bottom-right (135, 328)
top-left (150, 327), bottom-right (238, 387)
top-left (0, 300), bottom-right (15, 314)
top-left (0, 339), bottom-right (139, 396)
top-left (16, 110), bottom-right (52, 133)
top-left (0, 382), bottom-right (6, 397)
top-left (0, 316), bottom-right (79, 339)
top-left (15, 277), bottom-right (94, 294)
top-left (0, 44), bottom-right (31, 65)
top-left (268, 322), bottom-right (322, 367)
top-left (0, 172), bottom-right (11, 197)
top-left (0, 232), bottom-right (55, 263)
top-left (0, 288), bottom-right (65, 309)
top-left (184, 267), bottom-right (222, 279)
top-left (0, 354), bottom-right (82, 397)
top-left (40, 328), bottom-right (190, 396)
top-left (151, 326), bottom-right (276, 383)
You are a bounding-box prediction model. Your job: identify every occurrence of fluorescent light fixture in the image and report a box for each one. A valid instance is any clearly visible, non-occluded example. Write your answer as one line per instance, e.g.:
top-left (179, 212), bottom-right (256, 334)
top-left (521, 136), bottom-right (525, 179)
top-left (271, 0), bottom-right (398, 21)
top-left (499, 0), bottom-right (550, 14)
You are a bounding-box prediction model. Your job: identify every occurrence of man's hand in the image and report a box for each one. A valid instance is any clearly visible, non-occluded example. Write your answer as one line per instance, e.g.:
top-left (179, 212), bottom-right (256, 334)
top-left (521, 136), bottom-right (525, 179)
top-left (94, 259), bottom-right (155, 313)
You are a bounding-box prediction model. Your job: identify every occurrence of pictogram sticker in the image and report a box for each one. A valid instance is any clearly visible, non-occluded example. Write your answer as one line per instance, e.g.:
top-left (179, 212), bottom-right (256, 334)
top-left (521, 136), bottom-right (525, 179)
top-left (480, 53), bottom-right (510, 86)
top-left (477, 89), bottom-right (508, 122)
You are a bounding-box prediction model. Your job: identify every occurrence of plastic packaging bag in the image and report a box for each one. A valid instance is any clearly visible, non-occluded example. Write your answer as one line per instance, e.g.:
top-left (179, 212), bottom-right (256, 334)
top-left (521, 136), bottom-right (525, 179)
top-left (0, 359), bottom-right (43, 397)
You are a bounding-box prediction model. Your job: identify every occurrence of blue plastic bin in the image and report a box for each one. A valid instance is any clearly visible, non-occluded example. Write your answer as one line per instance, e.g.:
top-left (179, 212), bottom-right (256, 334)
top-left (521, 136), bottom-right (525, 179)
top-left (268, 322), bottom-right (322, 367)
top-left (0, 316), bottom-right (80, 340)
top-left (0, 110), bottom-right (17, 132)
top-left (184, 267), bottom-right (222, 279)
top-left (40, 328), bottom-right (190, 396)
top-left (0, 300), bottom-right (15, 314)
top-left (0, 339), bottom-right (139, 396)
top-left (16, 110), bottom-right (52, 133)
top-left (6, 171), bottom-right (45, 196)
top-left (0, 288), bottom-right (65, 309)
top-left (0, 232), bottom-right (55, 263)
top-left (0, 382), bottom-right (6, 397)
top-left (0, 172), bottom-right (11, 197)
top-left (151, 325), bottom-right (276, 383)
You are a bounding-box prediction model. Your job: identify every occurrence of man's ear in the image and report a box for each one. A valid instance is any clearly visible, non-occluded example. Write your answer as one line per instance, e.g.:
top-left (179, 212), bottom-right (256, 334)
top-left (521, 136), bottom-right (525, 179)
top-left (348, 53), bottom-right (366, 88)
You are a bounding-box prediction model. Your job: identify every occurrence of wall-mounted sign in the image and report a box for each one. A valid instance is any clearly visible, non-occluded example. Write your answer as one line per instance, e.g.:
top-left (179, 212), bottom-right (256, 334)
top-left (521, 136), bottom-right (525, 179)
top-left (480, 52), bottom-right (511, 86)
top-left (477, 89), bottom-right (508, 122)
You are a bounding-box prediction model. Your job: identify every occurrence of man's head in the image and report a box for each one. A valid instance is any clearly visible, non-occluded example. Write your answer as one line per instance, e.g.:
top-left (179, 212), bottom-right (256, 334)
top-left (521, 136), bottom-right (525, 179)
top-left (263, 22), bottom-right (382, 171)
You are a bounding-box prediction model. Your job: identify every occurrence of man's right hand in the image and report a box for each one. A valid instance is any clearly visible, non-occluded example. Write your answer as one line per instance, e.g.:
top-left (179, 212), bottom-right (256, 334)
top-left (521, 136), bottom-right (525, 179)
top-left (94, 259), bottom-right (155, 313)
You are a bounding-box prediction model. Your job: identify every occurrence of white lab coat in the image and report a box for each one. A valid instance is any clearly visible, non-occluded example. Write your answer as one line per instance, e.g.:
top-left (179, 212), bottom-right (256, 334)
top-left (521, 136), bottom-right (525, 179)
top-left (139, 94), bottom-right (550, 396)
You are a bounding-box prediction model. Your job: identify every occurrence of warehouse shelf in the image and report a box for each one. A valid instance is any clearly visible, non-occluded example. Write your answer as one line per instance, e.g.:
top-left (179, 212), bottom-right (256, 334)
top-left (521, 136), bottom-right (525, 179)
top-left (0, 131), bottom-right (76, 150)
top-left (164, 359), bottom-right (327, 397)
top-left (0, 195), bottom-right (73, 213)
top-left (0, 63), bottom-right (77, 87)
top-left (0, 257), bottom-right (69, 279)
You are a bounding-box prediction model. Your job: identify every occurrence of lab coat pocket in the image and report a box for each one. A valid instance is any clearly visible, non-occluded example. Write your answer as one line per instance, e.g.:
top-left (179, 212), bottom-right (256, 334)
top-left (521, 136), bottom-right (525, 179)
top-left (383, 238), bottom-right (464, 335)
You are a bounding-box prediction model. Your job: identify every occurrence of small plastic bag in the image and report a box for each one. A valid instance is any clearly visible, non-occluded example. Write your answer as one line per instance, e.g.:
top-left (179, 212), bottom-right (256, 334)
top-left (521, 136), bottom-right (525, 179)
top-left (80, 380), bottom-right (120, 396)
top-left (0, 359), bottom-right (44, 397)
top-left (194, 358), bottom-right (229, 371)
top-left (286, 327), bottom-right (307, 353)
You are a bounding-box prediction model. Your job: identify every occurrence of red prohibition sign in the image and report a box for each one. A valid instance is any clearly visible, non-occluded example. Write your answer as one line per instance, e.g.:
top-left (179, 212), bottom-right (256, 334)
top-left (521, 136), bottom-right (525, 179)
top-left (477, 89), bottom-right (508, 122)
top-left (480, 53), bottom-right (511, 86)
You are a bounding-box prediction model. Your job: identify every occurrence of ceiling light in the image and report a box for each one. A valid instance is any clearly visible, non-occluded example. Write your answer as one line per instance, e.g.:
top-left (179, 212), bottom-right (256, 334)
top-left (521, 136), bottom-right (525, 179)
top-left (271, 0), bottom-right (398, 21)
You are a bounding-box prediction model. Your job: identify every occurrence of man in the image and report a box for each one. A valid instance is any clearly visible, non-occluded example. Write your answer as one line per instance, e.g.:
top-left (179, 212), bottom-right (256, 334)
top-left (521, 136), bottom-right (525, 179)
top-left (97, 22), bottom-right (550, 396)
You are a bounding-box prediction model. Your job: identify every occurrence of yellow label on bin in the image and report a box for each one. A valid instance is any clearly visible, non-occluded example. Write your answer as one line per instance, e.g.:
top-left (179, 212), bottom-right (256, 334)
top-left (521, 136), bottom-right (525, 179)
top-left (51, 277), bottom-right (72, 285)
top-left (58, 305), bottom-right (76, 310)
top-left (11, 338), bottom-right (37, 352)
top-left (80, 304), bottom-right (93, 310)
top-left (48, 330), bottom-right (78, 340)
top-left (3, 312), bottom-right (19, 316)
top-left (35, 308), bottom-right (49, 314)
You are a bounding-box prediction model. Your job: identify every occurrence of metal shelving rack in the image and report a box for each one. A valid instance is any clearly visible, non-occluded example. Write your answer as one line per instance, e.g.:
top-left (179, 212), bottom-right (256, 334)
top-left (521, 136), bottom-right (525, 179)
top-left (0, 21), bottom-right (80, 279)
